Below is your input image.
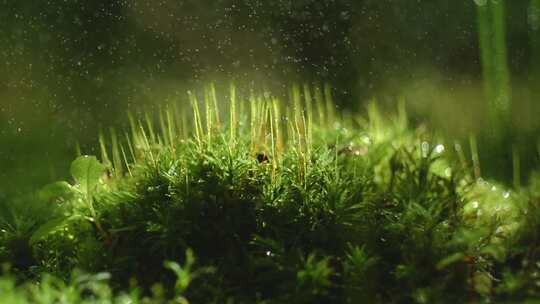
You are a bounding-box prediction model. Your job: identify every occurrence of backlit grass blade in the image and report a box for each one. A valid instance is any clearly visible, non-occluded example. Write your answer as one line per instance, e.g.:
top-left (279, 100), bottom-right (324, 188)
top-left (476, 0), bottom-right (511, 132)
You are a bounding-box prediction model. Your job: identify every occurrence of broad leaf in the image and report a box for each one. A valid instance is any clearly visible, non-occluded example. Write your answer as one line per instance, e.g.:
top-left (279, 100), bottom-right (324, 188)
top-left (70, 156), bottom-right (106, 196)
top-left (436, 252), bottom-right (465, 270)
top-left (29, 216), bottom-right (72, 244)
top-left (38, 181), bottom-right (73, 203)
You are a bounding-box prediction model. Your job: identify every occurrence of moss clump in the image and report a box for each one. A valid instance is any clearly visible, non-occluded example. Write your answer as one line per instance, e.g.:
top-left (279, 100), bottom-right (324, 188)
top-left (1, 85), bottom-right (540, 303)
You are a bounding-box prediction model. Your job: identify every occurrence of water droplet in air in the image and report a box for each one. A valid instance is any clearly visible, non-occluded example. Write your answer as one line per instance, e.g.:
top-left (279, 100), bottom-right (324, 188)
top-left (503, 191), bottom-right (510, 199)
top-left (471, 201), bottom-right (479, 209)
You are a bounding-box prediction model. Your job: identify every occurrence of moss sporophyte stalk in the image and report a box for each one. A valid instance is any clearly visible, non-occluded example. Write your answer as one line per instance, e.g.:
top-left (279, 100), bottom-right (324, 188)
top-left (2, 85), bottom-right (540, 303)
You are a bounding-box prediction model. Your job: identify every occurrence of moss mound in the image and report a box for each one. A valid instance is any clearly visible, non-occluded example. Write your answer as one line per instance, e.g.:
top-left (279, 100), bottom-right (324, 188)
top-left (2, 86), bottom-right (540, 303)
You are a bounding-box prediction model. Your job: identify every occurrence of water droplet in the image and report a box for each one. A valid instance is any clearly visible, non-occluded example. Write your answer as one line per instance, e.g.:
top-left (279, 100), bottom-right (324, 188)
top-left (503, 191), bottom-right (510, 199)
top-left (266, 251), bottom-right (272, 256)
top-left (421, 142), bottom-right (429, 158)
top-left (434, 144), bottom-right (445, 154)
top-left (444, 168), bottom-right (452, 177)
top-left (471, 201), bottom-right (479, 209)
top-left (361, 136), bottom-right (371, 145)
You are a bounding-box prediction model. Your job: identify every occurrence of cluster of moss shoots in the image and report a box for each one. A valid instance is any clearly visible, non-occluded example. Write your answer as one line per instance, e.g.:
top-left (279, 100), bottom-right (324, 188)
top-left (2, 84), bottom-right (540, 303)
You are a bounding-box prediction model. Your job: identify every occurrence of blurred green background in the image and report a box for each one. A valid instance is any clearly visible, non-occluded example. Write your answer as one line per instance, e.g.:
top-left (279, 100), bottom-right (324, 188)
top-left (1, 0), bottom-right (539, 199)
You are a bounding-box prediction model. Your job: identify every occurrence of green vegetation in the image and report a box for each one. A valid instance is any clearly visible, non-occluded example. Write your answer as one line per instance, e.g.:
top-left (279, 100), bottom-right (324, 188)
top-left (531, 0), bottom-right (540, 94)
top-left (1, 85), bottom-right (540, 303)
top-left (476, 0), bottom-right (511, 132)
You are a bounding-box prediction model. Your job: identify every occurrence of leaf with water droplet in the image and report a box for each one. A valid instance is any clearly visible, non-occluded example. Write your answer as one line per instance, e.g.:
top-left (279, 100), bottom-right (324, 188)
top-left (38, 181), bottom-right (73, 203)
top-left (70, 156), bottom-right (106, 196)
top-left (29, 215), bottom-right (78, 244)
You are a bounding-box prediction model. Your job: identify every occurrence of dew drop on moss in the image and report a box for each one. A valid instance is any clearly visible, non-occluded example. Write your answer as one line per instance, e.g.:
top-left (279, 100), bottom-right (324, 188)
top-left (421, 142), bottom-right (429, 158)
top-left (435, 144), bottom-right (445, 154)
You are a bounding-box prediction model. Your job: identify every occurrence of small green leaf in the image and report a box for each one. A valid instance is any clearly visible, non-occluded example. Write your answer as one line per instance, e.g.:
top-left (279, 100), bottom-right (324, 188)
top-left (38, 181), bottom-right (73, 203)
top-left (436, 252), bottom-right (465, 270)
top-left (29, 216), bottom-right (71, 244)
top-left (70, 156), bottom-right (106, 196)
top-left (164, 249), bottom-right (197, 295)
top-left (473, 271), bottom-right (492, 296)
top-left (430, 159), bottom-right (451, 179)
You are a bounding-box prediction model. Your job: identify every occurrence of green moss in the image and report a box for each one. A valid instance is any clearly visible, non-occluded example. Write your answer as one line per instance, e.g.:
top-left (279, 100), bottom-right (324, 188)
top-left (1, 85), bottom-right (540, 303)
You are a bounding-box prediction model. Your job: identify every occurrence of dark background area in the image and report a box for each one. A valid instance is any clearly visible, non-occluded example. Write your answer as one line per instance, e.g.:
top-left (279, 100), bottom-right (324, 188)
top-left (1, 0), bottom-right (539, 198)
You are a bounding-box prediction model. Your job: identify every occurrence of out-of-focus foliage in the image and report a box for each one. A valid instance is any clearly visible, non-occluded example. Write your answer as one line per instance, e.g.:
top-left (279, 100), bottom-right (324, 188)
top-left (0, 253), bottom-right (208, 304)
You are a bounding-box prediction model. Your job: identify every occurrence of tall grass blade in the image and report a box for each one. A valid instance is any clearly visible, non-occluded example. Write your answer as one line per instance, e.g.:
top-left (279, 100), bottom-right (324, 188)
top-left (230, 84), bottom-right (237, 146)
top-left (476, 0), bottom-right (511, 133)
top-left (324, 83), bottom-right (336, 128)
top-left (110, 127), bottom-right (123, 177)
top-left (469, 135), bottom-right (481, 179)
top-left (210, 83), bottom-right (221, 130)
top-left (99, 130), bottom-right (111, 168)
top-left (513, 145), bottom-right (521, 190)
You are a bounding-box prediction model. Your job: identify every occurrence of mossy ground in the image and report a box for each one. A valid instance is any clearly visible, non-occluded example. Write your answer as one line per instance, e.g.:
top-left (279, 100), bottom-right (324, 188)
top-left (1, 85), bottom-right (540, 303)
